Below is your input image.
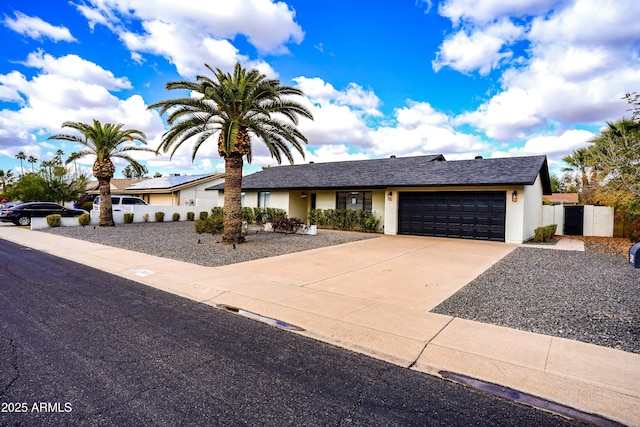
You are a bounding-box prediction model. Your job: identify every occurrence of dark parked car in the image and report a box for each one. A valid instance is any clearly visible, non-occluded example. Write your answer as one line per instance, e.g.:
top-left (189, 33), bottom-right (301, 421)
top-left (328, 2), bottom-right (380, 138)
top-left (0, 202), bottom-right (87, 226)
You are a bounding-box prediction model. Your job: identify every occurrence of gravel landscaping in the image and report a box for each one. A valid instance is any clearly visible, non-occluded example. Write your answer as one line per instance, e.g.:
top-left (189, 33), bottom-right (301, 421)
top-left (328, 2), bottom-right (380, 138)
top-left (40, 222), bottom-right (639, 354)
top-left (432, 246), bottom-right (640, 354)
top-left (39, 220), bottom-right (378, 267)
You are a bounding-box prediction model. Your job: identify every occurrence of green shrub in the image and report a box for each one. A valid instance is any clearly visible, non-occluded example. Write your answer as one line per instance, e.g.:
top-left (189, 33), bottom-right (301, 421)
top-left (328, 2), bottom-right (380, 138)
top-left (80, 201), bottom-right (94, 211)
top-left (211, 207), bottom-right (223, 217)
top-left (271, 217), bottom-right (304, 234)
top-left (123, 212), bottom-right (134, 224)
top-left (534, 224), bottom-right (557, 242)
top-left (307, 208), bottom-right (381, 233)
top-left (187, 211), bottom-right (195, 221)
top-left (155, 212), bottom-right (165, 222)
top-left (194, 211), bottom-right (224, 234)
top-left (199, 211), bottom-right (209, 220)
top-left (78, 213), bottom-right (91, 226)
top-left (242, 207), bottom-right (257, 224)
top-left (172, 212), bottom-right (180, 221)
top-left (46, 214), bottom-right (61, 227)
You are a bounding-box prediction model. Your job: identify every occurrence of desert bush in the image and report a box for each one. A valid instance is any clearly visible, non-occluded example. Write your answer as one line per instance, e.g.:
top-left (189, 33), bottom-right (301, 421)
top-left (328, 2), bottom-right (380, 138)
top-left (46, 214), bottom-right (61, 227)
top-left (199, 211), bottom-right (208, 220)
top-left (194, 211), bottom-right (224, 234)
top-left (211, 207), bottom-right (223, 217)
top-left (155, 212), bottom-right (165, 222)
top-left (187, 211), bottom-right (195, 221)
top-left (78, 213), bottom-right (91, 226)
top-left (123, 213), bottom-right (134, 224)
top-left (271, 217), bottom-right (304, 234)
top-left (143, 213), bottom-right (149, 222)
top-left (172, 212), bottom-right (180, 221)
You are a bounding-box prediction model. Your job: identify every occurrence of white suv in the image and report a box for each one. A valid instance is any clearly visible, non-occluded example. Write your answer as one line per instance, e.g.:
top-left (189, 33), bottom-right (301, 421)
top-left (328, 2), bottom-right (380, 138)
top-left (92, 195), bottom-right (147, 211)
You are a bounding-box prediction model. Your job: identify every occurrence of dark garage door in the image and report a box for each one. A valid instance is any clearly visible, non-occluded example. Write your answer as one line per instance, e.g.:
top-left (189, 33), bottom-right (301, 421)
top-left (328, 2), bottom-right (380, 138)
top-left (398, 191), bottom-right (506, 242)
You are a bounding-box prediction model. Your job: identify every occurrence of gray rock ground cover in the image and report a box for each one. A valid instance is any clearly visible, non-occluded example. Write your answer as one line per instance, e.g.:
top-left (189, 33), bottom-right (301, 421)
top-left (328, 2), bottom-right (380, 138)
top-left (40, 221), bottom-right (378, 267)
top-left (432, 247), bottom-right (640, 354)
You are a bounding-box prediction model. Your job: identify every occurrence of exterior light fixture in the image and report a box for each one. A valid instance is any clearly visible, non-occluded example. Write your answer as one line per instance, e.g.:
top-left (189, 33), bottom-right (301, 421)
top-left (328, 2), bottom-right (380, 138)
top-left (301, 192), bottom-right (307, 199)
top-left (388, 191), bottom-right (393, 201)
top-left (512, 190), bottom-right (518, 202)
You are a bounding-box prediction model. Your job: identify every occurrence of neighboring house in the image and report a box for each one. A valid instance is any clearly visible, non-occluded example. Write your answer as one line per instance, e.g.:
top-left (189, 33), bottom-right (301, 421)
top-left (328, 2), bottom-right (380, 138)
top-left (126, 173), bottom-right (224, 207)
top-left (86, 178), bottom-right (149, 197)
top-left (207, 154), bottom-right (552, 244)
top-left (544, 193), bottom-right (579, 205)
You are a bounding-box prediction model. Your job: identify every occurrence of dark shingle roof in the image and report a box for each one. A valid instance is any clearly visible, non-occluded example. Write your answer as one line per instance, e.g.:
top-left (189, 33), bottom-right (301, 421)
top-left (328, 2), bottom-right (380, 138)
top-left (207, 154), bottom-right (552, 194)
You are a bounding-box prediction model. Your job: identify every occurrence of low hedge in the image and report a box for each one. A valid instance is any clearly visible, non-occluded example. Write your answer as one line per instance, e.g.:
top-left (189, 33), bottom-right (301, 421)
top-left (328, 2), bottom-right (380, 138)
top-left (123, 213), bottom-right (134, 224)
top-left (307, 208), bottom-right (381, 233)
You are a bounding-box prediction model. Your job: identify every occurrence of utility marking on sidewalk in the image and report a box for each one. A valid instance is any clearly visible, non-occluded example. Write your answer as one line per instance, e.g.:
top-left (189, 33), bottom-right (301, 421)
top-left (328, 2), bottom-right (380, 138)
top-left (440, 371), bottom-right (624, 427)
top-left (131, 267), bottom-right (154, 277)
top-left (216, 304), bottom-right (305, 332)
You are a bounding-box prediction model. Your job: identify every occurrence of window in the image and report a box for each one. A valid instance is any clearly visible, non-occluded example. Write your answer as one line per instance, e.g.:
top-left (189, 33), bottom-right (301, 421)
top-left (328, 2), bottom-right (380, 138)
top-left (258, 191), bottom-right (270, 208)
top-left (336, 191), bottom-right (372, 213)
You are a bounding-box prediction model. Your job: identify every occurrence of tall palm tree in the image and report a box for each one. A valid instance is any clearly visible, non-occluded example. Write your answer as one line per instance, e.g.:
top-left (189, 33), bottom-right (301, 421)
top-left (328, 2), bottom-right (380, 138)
top-left (48, 120), bottom-right (153, 226)
top-left (27, 155), bottom-right (37, 173)
top-left (15, 151), bottom-right (26, 175)
top-left (149, 63), bottom-right (313, 244)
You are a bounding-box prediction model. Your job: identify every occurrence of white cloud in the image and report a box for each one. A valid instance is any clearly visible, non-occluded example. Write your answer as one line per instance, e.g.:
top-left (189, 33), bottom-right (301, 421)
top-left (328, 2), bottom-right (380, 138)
top-left (74, 0), bottom-right (303, 77)
top-left (369, 101), bottom-right (487, 158)
top-left (0, 54), bottom-right (164, 158)
top-left (433, 19), bottom-right (523, 74)
top-left (3, 11), bottom-right (77, 42)
top-left (438, 0), bottom-right (562, 26)
top-left (23, 50), bottom-right (132, 90)
top-left (439, 0), bottom-right (640, 141)
top-left (489, 129), bottom-right (594, 172)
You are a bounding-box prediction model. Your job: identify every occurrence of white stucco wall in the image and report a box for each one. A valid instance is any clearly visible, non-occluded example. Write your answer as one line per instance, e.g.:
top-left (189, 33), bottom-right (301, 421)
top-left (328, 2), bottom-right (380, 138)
top-left (541, 205), bottom-right (613, 237)
top-left (522, 174), bottom-right (544, 242)
top-left (179, 179), bottom-right (223, 206)
top-left (584, 205), bottom-right (614, 237)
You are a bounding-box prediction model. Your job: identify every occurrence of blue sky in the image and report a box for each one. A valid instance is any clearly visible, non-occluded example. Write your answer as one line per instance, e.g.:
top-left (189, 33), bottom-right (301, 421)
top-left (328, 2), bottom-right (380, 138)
top-left (1, 0), bottom-right (639, 179)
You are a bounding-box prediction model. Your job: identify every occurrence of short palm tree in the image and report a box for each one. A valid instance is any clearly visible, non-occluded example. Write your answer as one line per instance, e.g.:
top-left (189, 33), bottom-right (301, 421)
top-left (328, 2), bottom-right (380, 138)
top-left (48, 120), bottom-right (153, 226)
top-left (149, 63), bottom-right (313, 244)
top-left (0, 169), bottom-right (14, 193)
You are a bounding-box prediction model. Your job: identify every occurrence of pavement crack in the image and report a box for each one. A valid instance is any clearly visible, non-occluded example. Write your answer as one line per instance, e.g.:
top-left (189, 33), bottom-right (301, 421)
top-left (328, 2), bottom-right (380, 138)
top-left (408, 316), bottom-right (455, 369)
top-left (338, 366), bottom-right (387, 426)
top-left (0, 335), bottom-right (20, 399)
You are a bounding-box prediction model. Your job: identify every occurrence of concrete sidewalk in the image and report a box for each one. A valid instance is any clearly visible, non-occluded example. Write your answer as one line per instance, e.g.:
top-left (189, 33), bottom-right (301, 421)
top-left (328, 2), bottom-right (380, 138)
top-left (2, 226), bottom-right (638, 426)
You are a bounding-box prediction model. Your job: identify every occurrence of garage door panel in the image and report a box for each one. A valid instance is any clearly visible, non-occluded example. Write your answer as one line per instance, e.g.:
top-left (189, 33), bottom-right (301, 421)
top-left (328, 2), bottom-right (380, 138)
top-left (398, 191), bottom-right (506, 242)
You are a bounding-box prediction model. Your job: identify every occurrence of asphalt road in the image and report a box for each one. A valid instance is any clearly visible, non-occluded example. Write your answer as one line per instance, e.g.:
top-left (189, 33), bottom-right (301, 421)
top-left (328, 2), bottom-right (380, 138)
top-left (0, 238), bottom-right (581, 426)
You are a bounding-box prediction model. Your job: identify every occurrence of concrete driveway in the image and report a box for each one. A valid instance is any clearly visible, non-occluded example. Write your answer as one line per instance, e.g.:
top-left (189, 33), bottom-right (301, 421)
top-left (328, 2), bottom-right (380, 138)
top-left (218, 234), bottom-right (516, 311)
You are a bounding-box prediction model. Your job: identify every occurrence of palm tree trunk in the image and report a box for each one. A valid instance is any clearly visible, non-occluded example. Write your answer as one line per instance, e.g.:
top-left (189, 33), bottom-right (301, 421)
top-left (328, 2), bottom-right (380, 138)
top-left (94, 159), bottom-right (116, 227)
top-left (97, 177), bottom-right (115, 226)
top-left (222, 155), bottom-right (245, 244)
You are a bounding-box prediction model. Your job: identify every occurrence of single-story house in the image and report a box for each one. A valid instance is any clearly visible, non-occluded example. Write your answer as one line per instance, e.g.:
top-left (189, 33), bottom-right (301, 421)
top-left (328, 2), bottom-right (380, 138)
top-left (127, 173), bottom-right (224, 207)
top-left (86, 178), bottom-right (148, 196)
top-left (207, 154), bottom-right (552, 244)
